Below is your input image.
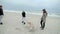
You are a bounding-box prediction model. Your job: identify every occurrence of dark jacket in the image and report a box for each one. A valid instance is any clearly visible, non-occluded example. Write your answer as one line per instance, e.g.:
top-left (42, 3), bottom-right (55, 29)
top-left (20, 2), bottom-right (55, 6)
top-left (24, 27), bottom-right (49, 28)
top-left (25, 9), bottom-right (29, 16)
top-left (0, 8), bottom-right (4, 15)
top-left (22, 11), bottom-right (26, 17)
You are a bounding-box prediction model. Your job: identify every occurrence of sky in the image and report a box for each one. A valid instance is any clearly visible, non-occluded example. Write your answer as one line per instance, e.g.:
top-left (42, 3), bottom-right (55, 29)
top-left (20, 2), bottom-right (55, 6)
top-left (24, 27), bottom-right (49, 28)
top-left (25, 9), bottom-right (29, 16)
top-left (0, 0), bottom-right (60, 13)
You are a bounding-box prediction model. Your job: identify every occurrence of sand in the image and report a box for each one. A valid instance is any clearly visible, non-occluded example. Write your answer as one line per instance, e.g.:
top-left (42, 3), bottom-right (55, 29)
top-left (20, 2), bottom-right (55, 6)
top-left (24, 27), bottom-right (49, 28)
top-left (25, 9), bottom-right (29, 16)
top-left (0, 12), bottom-right (60, 34)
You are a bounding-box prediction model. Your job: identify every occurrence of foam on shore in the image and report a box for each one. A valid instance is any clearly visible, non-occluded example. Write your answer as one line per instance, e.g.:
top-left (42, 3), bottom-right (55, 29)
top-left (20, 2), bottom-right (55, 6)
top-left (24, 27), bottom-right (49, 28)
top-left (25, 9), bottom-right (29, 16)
top-left (3, 10), bottom-right (60, 18)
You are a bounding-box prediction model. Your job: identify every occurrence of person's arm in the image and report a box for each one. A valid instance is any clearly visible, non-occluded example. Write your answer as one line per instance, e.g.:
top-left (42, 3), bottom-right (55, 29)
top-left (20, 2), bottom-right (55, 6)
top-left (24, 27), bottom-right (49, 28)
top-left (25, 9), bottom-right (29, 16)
top-left (46, 12), bottom-right (48, 16)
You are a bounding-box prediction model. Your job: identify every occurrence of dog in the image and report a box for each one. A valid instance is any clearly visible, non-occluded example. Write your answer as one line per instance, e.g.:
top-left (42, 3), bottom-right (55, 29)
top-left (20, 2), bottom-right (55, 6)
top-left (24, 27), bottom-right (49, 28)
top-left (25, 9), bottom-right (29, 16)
top-left (25, 22), bottom-right (35, 32)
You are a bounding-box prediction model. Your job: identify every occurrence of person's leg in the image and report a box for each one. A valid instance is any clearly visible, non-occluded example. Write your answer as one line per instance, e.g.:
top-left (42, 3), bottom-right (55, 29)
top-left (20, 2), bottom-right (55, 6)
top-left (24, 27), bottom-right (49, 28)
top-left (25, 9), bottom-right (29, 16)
top-left (0, 15), bottom-right (3, 25)
top-left (22, 17), bottom-right (24, 23)
top-left (22, 17), bottom-right (26, 24)
top-left (41, 22), bottom-right (45, 30)
top-left (41, 19), bottom-right (46, 30)
top-left (40, 20), bottom-right (43, 28)
top-left (42, 22), bottom-right (45, 28)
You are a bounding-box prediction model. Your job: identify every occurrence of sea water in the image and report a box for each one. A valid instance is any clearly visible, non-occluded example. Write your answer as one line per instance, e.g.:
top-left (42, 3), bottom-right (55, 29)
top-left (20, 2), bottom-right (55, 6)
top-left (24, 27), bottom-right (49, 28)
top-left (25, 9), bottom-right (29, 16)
top-left (3, 10), bottom-right (60, 18)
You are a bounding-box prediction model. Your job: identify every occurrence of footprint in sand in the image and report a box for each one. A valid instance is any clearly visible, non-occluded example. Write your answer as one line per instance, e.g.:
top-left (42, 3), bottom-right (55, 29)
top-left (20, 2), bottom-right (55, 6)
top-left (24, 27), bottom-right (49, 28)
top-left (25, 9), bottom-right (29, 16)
top-left (15, 28), bottom-right (21, 31)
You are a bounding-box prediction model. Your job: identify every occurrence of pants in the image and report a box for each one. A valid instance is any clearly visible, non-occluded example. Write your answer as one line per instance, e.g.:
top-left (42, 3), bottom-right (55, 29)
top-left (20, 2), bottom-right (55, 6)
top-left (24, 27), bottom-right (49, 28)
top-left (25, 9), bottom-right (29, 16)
top-left (22, 17), bottom-right (27, 24)
top-left (22, 17), bottom-right (25, 20)
top-left (40, 20), bottom-right (45, 29)
top-left (0, 15), bottom-right (3, 23)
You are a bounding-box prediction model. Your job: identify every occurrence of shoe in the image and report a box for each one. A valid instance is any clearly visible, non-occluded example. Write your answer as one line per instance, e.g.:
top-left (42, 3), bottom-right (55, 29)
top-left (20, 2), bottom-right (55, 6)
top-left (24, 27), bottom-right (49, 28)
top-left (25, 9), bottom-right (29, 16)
top-left (41, 27), bottom-right (44, 30)
top-left (24, 22), bottom-right (26, 25)
top-left (22, 21), bottom-right (24, 23)
top-left (0, 22), bottom-right (3, 25)
top-left (22, 21), bottom-right (26, 25)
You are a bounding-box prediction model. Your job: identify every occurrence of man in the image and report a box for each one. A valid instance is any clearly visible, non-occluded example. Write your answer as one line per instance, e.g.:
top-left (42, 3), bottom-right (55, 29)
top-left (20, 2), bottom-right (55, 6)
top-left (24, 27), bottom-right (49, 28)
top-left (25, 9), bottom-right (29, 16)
top-left (22, 11), bottom-right (26, 24)
top-left (40, 9), bottom-right (47, 30)
top-left (0, 5), bottom-right (4, 25)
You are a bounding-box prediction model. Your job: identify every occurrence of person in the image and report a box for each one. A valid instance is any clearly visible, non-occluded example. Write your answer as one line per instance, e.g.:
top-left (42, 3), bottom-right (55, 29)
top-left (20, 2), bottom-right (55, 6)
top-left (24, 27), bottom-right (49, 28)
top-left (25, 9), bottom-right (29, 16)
top-left (40, 9), bottom-right (47, 30)
top-left (22, 11), bottom-right (26, 25)
top-left (0, 5), bottom-right (4, 25)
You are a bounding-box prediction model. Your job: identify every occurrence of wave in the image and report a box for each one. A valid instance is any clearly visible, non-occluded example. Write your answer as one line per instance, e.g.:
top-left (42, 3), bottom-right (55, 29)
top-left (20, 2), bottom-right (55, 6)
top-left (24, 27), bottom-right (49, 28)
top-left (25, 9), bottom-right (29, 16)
top-left (28, 12), bottom-right (60, 17)
top-left (3, 10), bottom-right (60, 17)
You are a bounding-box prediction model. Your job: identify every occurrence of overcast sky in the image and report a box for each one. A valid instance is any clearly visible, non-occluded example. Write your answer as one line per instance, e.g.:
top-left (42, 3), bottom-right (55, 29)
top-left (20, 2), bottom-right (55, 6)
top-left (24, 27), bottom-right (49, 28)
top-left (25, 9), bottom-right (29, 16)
top-left (0, 0), bottom-right (60, 12)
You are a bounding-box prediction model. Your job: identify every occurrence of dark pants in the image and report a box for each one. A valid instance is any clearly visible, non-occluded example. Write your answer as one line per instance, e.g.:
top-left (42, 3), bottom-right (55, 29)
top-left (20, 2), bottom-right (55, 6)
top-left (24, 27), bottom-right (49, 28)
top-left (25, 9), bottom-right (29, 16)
top-left (40, 20), bottom-right (45, 29)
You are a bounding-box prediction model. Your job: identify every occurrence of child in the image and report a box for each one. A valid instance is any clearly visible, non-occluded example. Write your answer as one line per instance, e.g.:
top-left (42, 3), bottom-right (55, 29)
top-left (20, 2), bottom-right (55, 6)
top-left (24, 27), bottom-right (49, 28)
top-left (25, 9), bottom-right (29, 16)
top-left (22, 11), bottom-right (26, 24)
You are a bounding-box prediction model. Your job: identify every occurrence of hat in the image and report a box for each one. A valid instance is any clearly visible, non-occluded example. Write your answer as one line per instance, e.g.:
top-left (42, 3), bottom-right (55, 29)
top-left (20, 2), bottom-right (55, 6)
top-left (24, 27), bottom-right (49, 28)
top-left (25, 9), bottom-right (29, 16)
top-left (42, 9), bottom-right (45, 11)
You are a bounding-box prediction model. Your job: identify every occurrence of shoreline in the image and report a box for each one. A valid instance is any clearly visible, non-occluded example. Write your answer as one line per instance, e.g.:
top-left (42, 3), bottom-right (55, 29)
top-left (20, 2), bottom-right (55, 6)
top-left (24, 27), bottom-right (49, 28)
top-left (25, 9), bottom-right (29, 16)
top-left (3, 10), bottom-right (60, 18)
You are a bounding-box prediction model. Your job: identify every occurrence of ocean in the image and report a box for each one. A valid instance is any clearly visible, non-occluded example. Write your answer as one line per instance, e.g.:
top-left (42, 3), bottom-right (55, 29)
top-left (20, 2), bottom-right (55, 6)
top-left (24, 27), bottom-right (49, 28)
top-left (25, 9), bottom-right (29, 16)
top-left (3, 10), bottom-right (60, 18)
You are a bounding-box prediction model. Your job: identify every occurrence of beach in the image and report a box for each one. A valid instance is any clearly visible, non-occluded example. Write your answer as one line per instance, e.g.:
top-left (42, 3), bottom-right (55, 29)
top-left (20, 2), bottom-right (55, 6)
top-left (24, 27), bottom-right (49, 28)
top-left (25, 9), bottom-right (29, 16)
top-left (0, 12), bottom-right (60, 34)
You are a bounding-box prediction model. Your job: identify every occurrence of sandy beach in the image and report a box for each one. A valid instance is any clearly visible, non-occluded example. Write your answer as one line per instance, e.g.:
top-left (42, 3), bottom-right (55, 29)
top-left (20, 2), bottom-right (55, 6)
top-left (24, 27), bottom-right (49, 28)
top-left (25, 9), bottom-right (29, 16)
top-left (0, 12), bottom-right (60, 34)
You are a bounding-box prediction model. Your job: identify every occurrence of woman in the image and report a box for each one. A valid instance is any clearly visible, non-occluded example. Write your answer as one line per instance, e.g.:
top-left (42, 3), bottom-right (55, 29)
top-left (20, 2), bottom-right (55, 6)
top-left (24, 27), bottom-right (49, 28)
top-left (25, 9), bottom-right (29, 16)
top-left (40, 9), bottom-right (47, 30)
